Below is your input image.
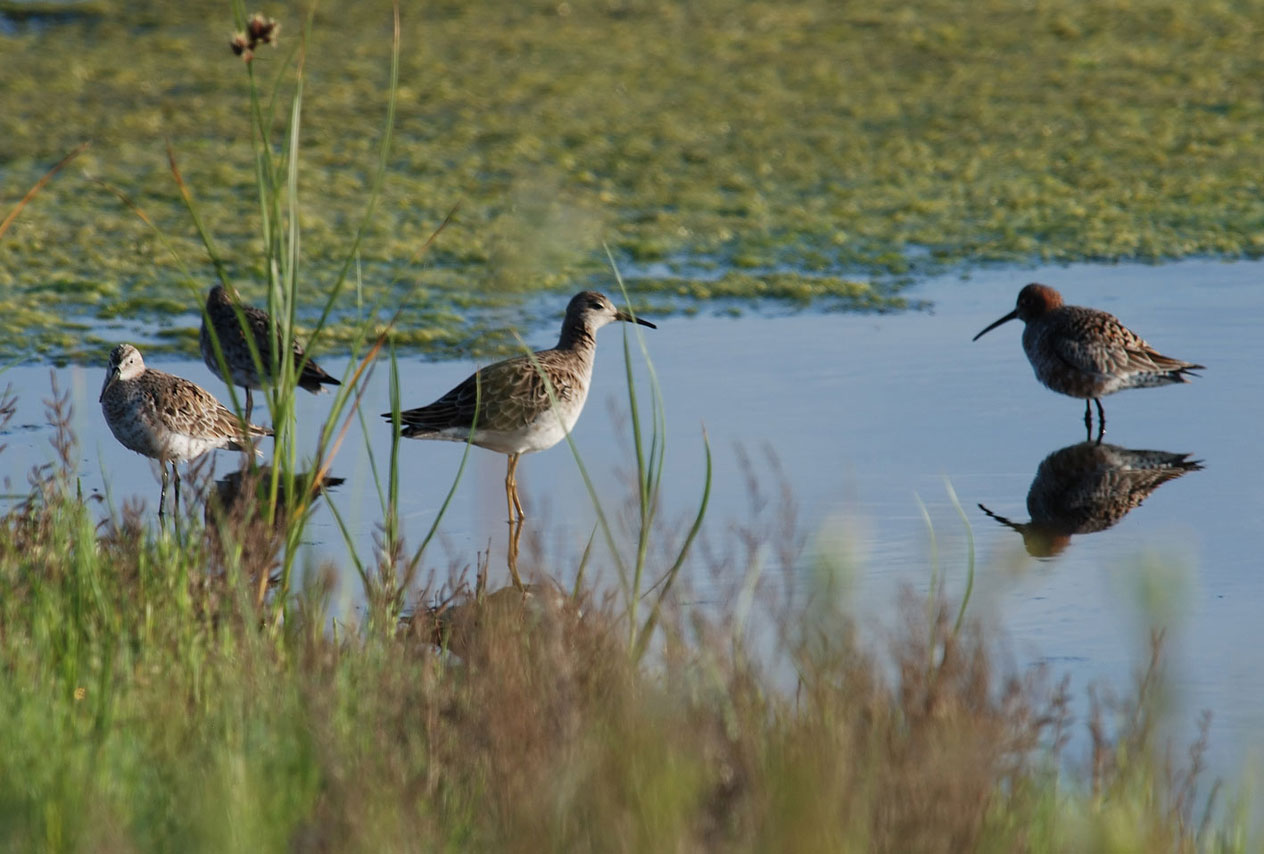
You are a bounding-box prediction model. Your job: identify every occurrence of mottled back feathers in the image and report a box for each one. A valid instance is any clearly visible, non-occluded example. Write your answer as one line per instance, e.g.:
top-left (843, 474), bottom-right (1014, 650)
top-left (395, 348), bottom-right (590, 439)
top-left (200, 285), bottom-right (341, 393)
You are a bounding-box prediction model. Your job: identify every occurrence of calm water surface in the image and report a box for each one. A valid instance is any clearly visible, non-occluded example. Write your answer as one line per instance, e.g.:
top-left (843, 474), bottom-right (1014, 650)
top-left (5, 257), bottom-right (1262, 779)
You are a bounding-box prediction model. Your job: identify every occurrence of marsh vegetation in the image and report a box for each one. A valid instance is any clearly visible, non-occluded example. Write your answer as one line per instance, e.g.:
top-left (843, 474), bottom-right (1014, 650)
top-left (3, 0), bottom-right (1263, 359)
top-left (0, 0), bottom-right (1256, 849)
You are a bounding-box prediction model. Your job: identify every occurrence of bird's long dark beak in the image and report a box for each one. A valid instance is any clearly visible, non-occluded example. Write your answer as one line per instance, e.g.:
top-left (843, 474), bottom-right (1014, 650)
top-left (979, 503), bottom-right (1065, 557)
top-left (977, 502), bottom-right (1022, 532)
top-left (99, 367), bottom-right (120, 402)
top-left (972, 309), bottom-right (1018, 341)
top-left (617, 310), bottom-right (656, 329)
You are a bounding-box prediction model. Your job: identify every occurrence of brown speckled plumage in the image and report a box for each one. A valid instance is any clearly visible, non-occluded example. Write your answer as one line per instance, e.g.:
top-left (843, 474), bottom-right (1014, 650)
top-left (974, 283), bottom-right (1203, 432)
top-left (199, 284), bottom-right (340, 419)
top-left (980, 441), bottom-right (1202, 557)
top-left (391, 347), bottom-right (594, 447)
top-left (100, 343), bottom-right (272, 516)
top-left (384, 290), bottom-right (655, 545)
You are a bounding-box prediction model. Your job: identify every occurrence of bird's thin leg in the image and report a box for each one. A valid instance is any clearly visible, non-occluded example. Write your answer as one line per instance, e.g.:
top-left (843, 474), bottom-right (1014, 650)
top-left (158, 464), bottom-right (169, 520)
top-left (507, 517), bottom-right (525, 591)
top-left (509, 455), bottom-right (526, 522)
top-left (1094, 398), bottom-right (1106, 445)
top-left (244, 388), bottom-right (253, 422)
top-left (173, 464), bottom-right (182, 515)
top-left (504, 453), bottom-right (519, 524)
top-left (504, 453), bottom-right (526, 590)
top-left (1083, 400), bottom-right (1092, 433)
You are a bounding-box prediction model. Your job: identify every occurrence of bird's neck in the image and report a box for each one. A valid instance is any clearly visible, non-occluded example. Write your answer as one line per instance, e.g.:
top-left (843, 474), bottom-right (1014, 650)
top-left (556, 323), bottom-right (597, 353)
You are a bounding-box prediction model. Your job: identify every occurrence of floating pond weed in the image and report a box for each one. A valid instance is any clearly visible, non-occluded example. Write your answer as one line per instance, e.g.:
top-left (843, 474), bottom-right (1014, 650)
top-left (8, 1), bottom-right (1264, 358)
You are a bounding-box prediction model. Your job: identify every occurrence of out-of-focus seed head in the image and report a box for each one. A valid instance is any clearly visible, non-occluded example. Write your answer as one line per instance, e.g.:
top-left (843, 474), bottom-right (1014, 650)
top-left (229, 14), bottom-right (279, 62)
top-left (247, 13), bottom-right (279, 46)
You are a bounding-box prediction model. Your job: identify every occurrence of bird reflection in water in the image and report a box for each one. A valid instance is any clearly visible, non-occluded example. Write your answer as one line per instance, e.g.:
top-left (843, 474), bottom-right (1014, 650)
top-left (978, 441), bottom-right (1202, 558)
top-left (208, 466), bottom-right (346, 527)
top-left (404, 578), bottom-right (583, 663)
top-left (206, 467), bottom-right (346, 601)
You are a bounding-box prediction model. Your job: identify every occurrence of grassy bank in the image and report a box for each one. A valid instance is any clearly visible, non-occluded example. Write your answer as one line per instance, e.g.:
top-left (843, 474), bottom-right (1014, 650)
top-left (3, 0), bottom-right (1264, 360)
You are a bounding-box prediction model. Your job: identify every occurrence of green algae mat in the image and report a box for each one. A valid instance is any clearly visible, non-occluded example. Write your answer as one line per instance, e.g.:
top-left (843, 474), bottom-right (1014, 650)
top-left (2, 0), bottom-right (1262, 362)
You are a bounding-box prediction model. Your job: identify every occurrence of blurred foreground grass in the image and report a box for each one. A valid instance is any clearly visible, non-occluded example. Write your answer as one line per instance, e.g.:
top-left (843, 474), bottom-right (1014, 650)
top-left (2, 0), bottom-right (1263, 361)
top-left (0, 387), bottom-right (1247, 852)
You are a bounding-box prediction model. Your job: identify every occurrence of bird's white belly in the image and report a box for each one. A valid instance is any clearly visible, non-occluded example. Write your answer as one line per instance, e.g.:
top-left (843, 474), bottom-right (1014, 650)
top-left (160, 432), bottom-right (228, 463)
top-left (518, 403), bottom-right (582, 453)
top-left (462, 393), bottom-right (587, 455)
top-left (104, 405), bottom-right (227, 463)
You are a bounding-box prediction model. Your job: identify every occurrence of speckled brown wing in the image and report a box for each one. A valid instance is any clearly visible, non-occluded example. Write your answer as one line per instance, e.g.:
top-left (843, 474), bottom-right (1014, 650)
top-left (1047, 310), bottom-right (1136, 379)
top-left (234, 303), bottom-right (327, 384)
top-left (202, 294), bottom-right (340, 392)
top-left (140, 370), bottom-right (272, 445)
top-left (397, 349), bottom-right (583, 437)
top-left (202, 295), bottom-right (268, 388)
top-left (1050, 309), bottom-right (1202, 382)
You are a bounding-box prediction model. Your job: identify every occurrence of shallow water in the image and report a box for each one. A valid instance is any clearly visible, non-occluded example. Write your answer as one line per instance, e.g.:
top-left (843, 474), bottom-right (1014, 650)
top-left (5, 256), bottom-right (1261, 779)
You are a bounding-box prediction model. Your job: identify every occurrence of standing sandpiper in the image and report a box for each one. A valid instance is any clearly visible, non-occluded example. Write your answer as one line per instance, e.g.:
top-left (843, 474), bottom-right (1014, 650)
top-left (973, 283), bottom-right (1203, 436)
top-left (100, 344), bottom-right (272, 516)
top-left (384, 291), bottom-right (655, 525)
top-left (199, 284), bottom-right (341, 421)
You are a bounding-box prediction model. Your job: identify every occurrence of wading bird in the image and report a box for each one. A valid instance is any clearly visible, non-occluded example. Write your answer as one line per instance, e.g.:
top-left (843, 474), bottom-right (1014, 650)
top-left (200, 284), bottom-right (341, 421)
top-left (100, 343), bottom-right (272, 516)
top-left (973, 283), bottom-right (1203, 437)
top-left (384, 290), bottom-right (655, 527)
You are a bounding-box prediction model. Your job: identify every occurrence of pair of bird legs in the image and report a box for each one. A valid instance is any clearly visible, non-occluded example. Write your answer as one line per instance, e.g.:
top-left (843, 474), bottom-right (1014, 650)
top-left (158, 461), bottom-right (182, 520)
top-left (1084, 398), bottom-right (1106, 446)
top-left (155, 426), bottom-right (263, 520)
top-left (504, 453), bottom-right (526, 591)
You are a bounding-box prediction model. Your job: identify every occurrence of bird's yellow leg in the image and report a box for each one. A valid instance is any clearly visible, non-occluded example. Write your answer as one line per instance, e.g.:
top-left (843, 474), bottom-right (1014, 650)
top-left (507, 517), bottom-right (525, 591)
top-left (509, 455), bottom-right (526, 521)
top-left (503, 457), bottom-right (518, 523)
top-left (506, 454), bottom-right (527, 522)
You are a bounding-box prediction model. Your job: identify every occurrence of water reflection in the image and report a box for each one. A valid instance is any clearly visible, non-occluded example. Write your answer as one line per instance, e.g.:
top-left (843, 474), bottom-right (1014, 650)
top-left (979, 441), bottom-right (1203, 558)
top-left (404, 581), bottom-right (578, 662)
top-left (206, 467), bottom-right (347, 598)
top-left (207, 467), bottom-right (346, 526)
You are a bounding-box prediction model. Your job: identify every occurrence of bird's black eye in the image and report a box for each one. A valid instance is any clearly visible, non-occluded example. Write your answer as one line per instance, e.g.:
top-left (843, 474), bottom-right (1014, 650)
top-left (589, 300), bottom-right (604, 310)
